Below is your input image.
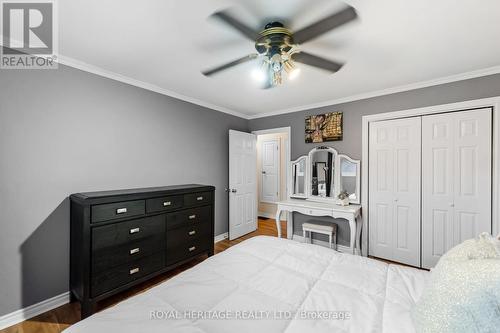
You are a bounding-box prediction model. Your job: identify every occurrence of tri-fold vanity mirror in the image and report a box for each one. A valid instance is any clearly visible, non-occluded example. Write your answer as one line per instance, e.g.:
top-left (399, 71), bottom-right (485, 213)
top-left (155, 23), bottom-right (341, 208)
top-left (290, 146), bottom-right (360, 204)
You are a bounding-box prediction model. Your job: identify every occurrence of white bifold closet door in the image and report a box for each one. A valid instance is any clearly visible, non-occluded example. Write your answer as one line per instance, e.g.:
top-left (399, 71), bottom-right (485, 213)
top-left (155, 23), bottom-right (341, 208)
top-left (369, 117), bottom-right (422, 266)
top-left (422, 108), bottom-right (492, 269)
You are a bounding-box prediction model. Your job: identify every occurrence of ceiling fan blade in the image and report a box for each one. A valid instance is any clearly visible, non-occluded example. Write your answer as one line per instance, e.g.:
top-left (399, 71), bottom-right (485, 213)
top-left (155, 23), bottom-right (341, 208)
top-left (212, 10), bottom-right (259, 41)
top-left (293, 6), bottom-right (358, 44)
top-left (292, 52), bottom-right (344, 72)
top-left (202, 54), bottom-right (259, 76)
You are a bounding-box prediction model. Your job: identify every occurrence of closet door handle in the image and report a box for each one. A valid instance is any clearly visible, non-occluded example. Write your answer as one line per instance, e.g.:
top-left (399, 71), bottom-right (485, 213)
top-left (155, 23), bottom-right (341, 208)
top-left (196, 196), bottom-right (204, 201)
top-left (188, 246), bottom-right (196, 252)
top-left (129, 267), bottom-right (140, 275)
top-left (129, 248), bottom-right (140, 255)
top-left (189, 214), bottom-right (196, 220)
top-left (188, 230), bottom-right (196, 236)
top-left (163, 201), bottom-right (172, 206)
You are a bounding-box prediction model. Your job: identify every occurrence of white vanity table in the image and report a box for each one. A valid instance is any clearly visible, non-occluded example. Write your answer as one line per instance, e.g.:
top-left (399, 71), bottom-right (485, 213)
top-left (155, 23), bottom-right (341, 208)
top-left (279, 146), bottom-right (362, 255)
top-left (275, 200), bottom-right (361, 254)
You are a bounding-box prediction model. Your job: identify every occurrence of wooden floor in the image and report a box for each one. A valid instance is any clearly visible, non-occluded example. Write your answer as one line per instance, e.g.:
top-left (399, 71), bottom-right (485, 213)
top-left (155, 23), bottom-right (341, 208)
top-left (1, 218), bottom-right (286, 333)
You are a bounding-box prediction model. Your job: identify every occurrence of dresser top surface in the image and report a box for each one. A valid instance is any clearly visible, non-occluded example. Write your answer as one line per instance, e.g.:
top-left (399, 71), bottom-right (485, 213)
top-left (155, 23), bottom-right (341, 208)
top-left (71, 184), bottom-right (215, 201)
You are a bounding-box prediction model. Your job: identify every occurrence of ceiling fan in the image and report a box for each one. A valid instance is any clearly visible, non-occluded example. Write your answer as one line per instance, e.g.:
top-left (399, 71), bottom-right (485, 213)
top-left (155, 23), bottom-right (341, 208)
top-left (202, 3), bottom-right (358, 88)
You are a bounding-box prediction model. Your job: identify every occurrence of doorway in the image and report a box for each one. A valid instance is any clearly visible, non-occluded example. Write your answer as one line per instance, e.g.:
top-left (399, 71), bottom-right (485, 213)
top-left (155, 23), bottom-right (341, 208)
top-left (253, 127), bottom-right (291, 222)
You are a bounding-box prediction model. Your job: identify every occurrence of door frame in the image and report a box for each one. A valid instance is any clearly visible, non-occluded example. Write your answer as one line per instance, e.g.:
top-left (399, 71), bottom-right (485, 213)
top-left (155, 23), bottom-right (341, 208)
top-left (252, 127), bottom-right (292, 220)
top-left (361, 96), bottom-right (500, 256)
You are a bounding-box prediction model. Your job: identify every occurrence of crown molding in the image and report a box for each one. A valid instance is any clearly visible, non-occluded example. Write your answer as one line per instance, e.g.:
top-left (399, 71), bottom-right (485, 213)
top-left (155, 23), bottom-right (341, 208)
top-left (247, 65), bottom-right (500, 119)
top-left (29, 53), bottom-right (500, 121)
top-left (56, 56), bottom-right (248, 120)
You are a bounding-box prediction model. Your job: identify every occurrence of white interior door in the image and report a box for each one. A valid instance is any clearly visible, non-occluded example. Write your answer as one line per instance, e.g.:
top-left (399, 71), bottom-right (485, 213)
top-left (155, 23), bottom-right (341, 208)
top-left (229, 130), bottom-right (257, 240)
top-left (392, 117), bottom-right (421, 266)
top-left (260, 139), bottom-right (279, 203)
top-left (369, 121), bottom-right (395, 261)
top-left (422, 113), bottom-right (455, 268)
top-left (422, 108), bottom-right (492, 268)
top-left (369, 117), bottom-right (421, 266)
top-left (453, 109), bottom-right (492, 242)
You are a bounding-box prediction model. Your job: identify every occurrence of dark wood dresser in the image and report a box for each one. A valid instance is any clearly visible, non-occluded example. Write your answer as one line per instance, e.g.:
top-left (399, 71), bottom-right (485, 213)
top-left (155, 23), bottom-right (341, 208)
top-left (70, 184), bottom-right (215, 318)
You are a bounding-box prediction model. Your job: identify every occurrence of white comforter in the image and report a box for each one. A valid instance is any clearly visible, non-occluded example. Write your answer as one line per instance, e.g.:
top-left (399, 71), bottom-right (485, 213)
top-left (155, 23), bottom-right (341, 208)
top-left (65, 236), bottom-right (429, 333)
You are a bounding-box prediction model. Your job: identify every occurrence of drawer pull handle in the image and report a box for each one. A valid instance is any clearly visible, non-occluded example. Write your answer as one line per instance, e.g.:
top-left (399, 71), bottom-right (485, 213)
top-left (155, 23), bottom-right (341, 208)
top-left (129, 267), bottom-right (140, 275)
top-left (130, 227), bottom-right (140, 234)
top-left (188, 230), bottom-right (196, 236)
top-left (116, 208), bottom-right (128, 214)
top-left (163, 201), bottom-right (172, 206)
top-left (189, 246), bottom-right (196, 252)
top-left (196, 196), bottom-right (203, 201)
top-left (189, 214), bottom-right (196, 219)
top-left (130, 248), bottom-right (140, 255)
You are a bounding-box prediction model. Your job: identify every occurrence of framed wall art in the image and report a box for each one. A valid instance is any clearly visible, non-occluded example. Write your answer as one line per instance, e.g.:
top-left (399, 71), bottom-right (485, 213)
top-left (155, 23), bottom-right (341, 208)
top-left (305, 112), bottom-right (343, 143)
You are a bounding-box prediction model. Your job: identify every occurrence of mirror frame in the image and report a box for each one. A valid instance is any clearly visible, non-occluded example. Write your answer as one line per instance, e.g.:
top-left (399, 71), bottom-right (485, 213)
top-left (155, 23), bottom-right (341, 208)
top-left (307, 147), bottom-right (338, 202)
top-left (336, 154), bottom-right (361, 204)
top-left (289, 156), bottom-right (308, 199)
top-left (288, 147), bottom-right (361, 204)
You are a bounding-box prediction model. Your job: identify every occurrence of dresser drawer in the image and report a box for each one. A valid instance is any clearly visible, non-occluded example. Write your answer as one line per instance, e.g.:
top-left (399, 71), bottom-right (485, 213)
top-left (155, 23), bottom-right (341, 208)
top-left (166, 206), bottom-right (211, 230)
top-left (92, 215), bottom-right (165, 251)
top-left (92, 235), bottom-right (165, 273)
top-left (166, 238), bottom-right (210, 266)
top-left (146, 195), bottom-right (183, 213)
top-left (166, 222), bottom-right (211, 249)
top-left (91, 200), bottom-right (145, 223)
top-left (184, 192), bottom-right (212, 207)
top-left (91, 252), bottom-right (164, 297)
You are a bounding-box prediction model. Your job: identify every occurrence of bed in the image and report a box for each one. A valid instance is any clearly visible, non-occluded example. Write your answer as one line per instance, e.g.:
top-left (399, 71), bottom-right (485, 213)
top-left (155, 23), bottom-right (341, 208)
top-left (64, 236), bottom-right (430, 333)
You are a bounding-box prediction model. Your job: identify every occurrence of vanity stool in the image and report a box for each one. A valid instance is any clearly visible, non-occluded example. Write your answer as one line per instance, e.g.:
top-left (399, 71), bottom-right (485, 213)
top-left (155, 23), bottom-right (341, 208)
top-left (302, 222), bottom-right (338, 249)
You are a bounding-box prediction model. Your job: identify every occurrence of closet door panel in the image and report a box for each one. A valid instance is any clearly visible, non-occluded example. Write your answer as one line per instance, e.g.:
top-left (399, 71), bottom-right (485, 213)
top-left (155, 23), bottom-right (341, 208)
top-left (369, 118), bottom-right (421, 266)
top-left (369, 122), bottom-right (394, 260)
top-left (453, 108), bottom-right (492, 243)
top-left (392, 118), bottom-right (421, 266)
top-left (422, 114), bottom-right (455, 269)
top-left (422, 108), bottom-right (492, 269)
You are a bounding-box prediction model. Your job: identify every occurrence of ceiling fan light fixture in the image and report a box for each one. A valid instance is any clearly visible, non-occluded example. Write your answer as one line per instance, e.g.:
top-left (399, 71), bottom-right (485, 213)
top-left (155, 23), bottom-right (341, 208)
top-left (203, 5), bottom-right (358, 88)
top-left (284, 60), bottom-right (300, 80)
top-left (288, 67), bottom-right (301, 80)
top-left (251, 67), bottom-right (266, 83)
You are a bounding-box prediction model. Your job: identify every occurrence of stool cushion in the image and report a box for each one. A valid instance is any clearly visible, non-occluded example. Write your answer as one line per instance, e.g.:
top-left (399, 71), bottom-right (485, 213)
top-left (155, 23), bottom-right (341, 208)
top-left (302, 222), bottom-right (336, 233)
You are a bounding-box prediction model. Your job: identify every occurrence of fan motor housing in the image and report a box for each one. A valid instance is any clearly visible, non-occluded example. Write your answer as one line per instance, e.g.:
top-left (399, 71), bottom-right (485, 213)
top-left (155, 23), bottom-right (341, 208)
top-left (255, 21), bottom-right (294, 55)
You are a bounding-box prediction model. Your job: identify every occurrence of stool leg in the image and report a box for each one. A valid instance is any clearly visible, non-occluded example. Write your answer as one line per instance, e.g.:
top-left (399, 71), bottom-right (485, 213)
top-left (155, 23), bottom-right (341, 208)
top-left (309, 231), bottom-right (312, 244)
top-left (329, 234), bottom-right (332, 249)
top-left (334, 232), bottom-right (337, 250)
top-left (302, 230), bottom-right (306, 243)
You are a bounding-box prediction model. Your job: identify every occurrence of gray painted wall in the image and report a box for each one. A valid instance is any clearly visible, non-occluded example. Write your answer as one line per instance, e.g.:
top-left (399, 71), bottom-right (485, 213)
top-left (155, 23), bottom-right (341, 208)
top-left (0, 65), bottom-right (247, 316)
top-left (249, 73), bottom-right (500, 246)
top-left (2, 65), bottom-right (500, 317)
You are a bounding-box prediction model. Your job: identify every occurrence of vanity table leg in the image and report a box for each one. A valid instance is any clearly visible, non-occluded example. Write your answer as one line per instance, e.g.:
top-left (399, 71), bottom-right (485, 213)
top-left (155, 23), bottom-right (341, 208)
top-left (348, 217), bottom-right (356, 255)
top-left (275, 208), bottom-right (282, 238)
top-left (355, 215), bottom-right (362, 255)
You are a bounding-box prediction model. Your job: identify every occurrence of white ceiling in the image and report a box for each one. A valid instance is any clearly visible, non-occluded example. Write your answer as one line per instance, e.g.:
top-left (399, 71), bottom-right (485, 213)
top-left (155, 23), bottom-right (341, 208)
top-left (58, 0), bottom-right (500, 118)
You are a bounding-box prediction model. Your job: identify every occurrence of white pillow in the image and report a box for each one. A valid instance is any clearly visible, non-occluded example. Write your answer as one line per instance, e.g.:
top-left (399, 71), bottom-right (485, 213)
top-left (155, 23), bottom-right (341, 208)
top-left (411, 233), bottom-right (500, 333)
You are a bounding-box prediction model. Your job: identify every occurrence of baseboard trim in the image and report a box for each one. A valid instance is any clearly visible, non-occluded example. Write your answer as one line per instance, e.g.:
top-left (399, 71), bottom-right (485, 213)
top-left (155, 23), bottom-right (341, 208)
top-left (258, 211), bottom-right (275, 219)
top-left (292, 235), bottom-right (360, 255)
top-left (0, 292), bottom-right (70, 330)
top-left (214, 232), bottom-right (228, 243)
